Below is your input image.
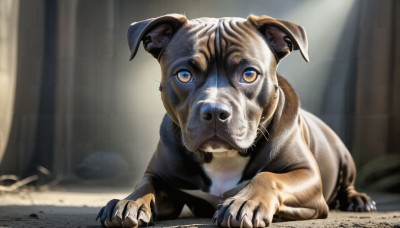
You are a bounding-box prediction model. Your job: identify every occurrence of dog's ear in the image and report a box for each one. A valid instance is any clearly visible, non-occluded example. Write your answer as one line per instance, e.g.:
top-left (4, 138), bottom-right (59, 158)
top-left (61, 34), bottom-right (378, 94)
top-left (128, 14), bottom-right (187, 60)
top-left (247, 15), bottom-right (309, 62)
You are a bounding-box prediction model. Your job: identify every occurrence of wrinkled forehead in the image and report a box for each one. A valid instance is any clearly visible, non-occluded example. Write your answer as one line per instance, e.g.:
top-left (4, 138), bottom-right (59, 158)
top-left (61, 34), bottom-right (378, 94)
top-left (161, 17), bottom-right (271, 70)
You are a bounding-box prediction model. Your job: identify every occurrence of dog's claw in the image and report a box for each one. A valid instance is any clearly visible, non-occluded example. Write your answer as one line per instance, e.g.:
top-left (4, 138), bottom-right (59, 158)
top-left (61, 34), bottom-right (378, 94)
top-left (138, 208), bottom-right (150, 226)
top-left (96, 206), bottom-right (105, 221)
top-left (96, 198), bottom-right (121, 226)
top-left (344, 192), bottom-right (377, 212)
top-left (97, 198), bottom-right (157, 227)
top-left (370, 200), bottom-right (377, 211)
top-left (214, 197), bottom-right (274, 227)
top-left (106, 199), bottom-right (119, 221)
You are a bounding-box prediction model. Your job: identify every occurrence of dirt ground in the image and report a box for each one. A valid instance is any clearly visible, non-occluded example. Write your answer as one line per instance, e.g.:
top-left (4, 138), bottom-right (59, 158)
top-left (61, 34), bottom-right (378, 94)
top-left (0, 185), bottom-right (399, 228)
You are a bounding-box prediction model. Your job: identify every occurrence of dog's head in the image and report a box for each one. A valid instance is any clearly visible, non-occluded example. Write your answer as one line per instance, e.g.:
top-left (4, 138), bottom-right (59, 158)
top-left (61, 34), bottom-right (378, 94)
top-left (128, 14), bottom-right (308, 154)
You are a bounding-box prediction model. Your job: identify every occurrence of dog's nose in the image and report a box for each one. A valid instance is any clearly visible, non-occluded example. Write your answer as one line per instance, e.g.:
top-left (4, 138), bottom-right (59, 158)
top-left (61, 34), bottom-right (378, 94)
top-left (200, 103), bottom-right (232, 126)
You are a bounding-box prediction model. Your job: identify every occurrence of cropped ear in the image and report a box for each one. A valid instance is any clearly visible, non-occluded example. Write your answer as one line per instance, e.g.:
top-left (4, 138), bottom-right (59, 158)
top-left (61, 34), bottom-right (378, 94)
top-left (128, 14), bottom-right (187, 60)
top-left (247, 15), bottom-right (309, 62)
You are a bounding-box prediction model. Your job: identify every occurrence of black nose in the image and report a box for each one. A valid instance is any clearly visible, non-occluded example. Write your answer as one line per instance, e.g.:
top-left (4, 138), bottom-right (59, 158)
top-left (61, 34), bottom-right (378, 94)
top-left (200, 103), bottom-right (232, 126)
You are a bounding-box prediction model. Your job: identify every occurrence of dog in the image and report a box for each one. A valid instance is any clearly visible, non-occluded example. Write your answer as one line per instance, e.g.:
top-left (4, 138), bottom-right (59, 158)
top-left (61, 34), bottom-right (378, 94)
top-left (97, 14), bottom-right (376, 227)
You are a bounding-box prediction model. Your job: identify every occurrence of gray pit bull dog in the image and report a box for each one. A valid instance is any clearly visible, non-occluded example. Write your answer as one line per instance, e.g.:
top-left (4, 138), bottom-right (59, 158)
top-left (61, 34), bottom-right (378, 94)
top-left (97, 14), bottom-right (376, 227)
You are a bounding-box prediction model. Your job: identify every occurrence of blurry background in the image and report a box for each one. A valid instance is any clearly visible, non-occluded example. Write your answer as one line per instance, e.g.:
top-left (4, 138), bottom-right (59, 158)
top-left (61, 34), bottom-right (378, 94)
top-left (0, 0), bottom-right (399, 193)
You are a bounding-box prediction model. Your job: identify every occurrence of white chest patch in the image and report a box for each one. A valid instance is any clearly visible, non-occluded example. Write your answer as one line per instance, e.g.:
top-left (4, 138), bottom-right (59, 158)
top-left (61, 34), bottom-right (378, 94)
top-left (202, 150), bottom-right (250, 197)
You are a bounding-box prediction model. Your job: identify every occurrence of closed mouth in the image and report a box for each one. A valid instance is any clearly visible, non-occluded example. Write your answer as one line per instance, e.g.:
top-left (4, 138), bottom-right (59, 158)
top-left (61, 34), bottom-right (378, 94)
top-left (198, 136), bottom-right (233, 153)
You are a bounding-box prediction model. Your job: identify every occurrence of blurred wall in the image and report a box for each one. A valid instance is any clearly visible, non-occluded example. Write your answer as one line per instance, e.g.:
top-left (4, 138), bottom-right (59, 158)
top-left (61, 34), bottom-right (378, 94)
top-left (0, 0), bottom-right (398, 186)
top-left (0, 0), bottom-right (19, 164)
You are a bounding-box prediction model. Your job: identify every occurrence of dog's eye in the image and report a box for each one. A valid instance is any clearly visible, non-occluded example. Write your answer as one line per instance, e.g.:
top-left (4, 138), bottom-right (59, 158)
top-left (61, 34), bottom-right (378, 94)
top-left (241, 69), bottom-right (259, 83)
top-left (176, 70), bottom-right (192, 83)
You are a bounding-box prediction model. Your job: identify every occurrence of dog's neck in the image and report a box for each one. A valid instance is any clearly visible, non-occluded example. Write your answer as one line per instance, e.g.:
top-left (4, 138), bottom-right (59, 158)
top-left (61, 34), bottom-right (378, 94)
top-left (202, 150), bottom-right (250, 197)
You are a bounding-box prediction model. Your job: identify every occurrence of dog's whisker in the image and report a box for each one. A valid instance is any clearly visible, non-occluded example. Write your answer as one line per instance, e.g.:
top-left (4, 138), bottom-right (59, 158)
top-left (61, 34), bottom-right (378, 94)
top-left (258, 124), bottom-right (270, 138)
top-left (257, 127), bottom-right (269, 141)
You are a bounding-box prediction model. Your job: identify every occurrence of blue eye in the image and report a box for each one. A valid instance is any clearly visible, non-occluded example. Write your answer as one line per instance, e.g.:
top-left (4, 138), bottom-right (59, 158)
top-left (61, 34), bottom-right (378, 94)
top-left (176, 70), bottom-right (192, 83)
top-left (241, 68), bottom-right (259, 83)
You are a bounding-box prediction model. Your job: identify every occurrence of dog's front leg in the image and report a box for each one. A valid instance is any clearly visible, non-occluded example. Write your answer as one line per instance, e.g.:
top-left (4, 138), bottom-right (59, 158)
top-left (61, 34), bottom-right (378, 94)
top-left (97, 174), bottom-right (157, 227)
top-left (214, 169), bottom-right (329, 227)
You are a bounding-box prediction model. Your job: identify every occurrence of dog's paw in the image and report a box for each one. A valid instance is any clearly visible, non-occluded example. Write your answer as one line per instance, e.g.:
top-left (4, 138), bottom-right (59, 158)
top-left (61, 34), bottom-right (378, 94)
top-left (344, 191), bottom-right (377, 212)
top-left (97, 198), bottom-right (156, 227)
top-left (213, 197), bottom-right (275, 227)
